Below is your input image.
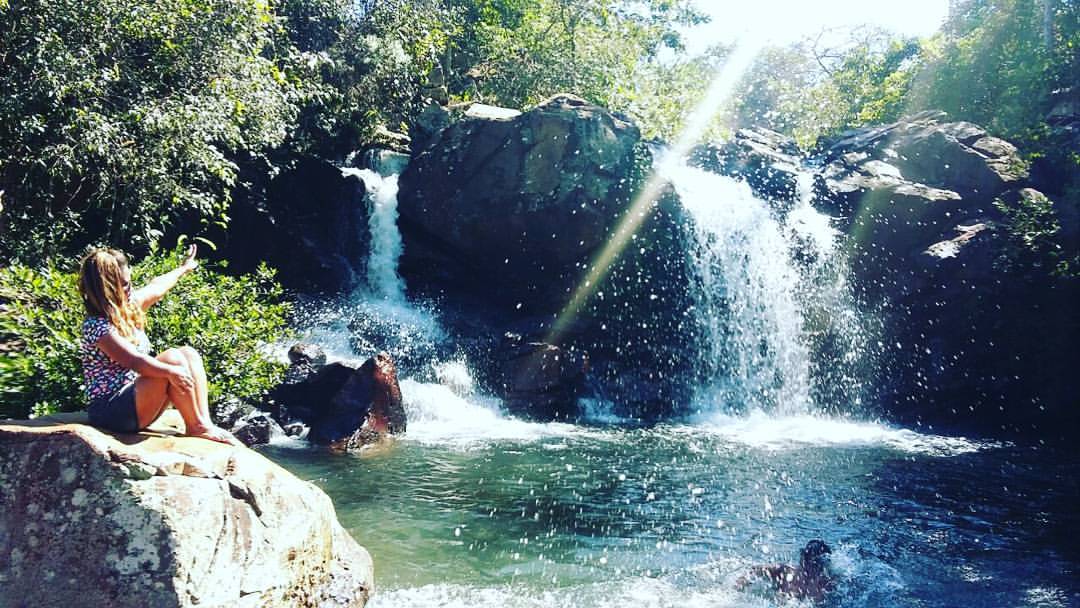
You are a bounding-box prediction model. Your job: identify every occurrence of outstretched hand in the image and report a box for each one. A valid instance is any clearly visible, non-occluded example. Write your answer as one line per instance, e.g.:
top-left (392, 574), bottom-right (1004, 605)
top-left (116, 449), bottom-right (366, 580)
top-left (180, 243), bottom-right (198, 274)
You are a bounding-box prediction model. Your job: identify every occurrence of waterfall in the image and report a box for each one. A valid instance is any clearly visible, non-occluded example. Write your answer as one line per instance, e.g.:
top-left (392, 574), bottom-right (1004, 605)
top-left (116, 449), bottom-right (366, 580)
top-left (661, 159), bottom-right (864, 416)
top-left (341, 165), bottom-right (406, 303)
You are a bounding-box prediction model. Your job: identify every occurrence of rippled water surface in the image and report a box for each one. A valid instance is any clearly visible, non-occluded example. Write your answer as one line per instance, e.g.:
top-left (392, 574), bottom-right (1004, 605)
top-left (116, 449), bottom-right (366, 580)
top-left (263, 391), bottom-right (1080, 608)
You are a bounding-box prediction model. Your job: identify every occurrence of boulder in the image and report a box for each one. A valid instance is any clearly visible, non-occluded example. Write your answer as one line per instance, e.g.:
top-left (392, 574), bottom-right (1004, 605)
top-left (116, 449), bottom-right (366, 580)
top-left (232, 412), bottom-right (285, 447)
top-left (397, 93), bottom-right (652, 308)
top-left (0, 411), bottom-right (373, 607)
top-left (815, 111), bottom-right (1027, 224)
top-left (267, 352), bottom-right (405, 446)
top-left (497, 335), bottom-right (588, 421)
top-left (799, 112), bottom-right (1032, 293)
top-left (397, 94), bottom-right (700, 417)
top-left (226, 157), bottom-right (370, 292)
top-left (289, 342), bottom-right (328, 368)
top-left (869, 205), bottom-right (1080, 438)
top-left (689, 127), bottom-right (804, 207)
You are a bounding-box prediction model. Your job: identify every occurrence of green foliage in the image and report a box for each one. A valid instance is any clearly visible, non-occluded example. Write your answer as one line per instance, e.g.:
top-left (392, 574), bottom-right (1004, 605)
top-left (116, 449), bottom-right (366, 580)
top-left (0, 262), bottom-right (83, 418)
top-left (0, 0), bottom-right (300, 263)
top-left (911, 0), bottom-right (1060, 142)
top-left (442, 0), bottom-right (706, 132)
top-left (729, 29), bottom-right (923, 148)
top-left (278, 0), bottom-right (455, 156)
top-left (993, 190), bottom-right (1077, 276)
top-left (135, 247), bottom-right (291, 409)
top-left (0, 247), bottom-right (290, 420)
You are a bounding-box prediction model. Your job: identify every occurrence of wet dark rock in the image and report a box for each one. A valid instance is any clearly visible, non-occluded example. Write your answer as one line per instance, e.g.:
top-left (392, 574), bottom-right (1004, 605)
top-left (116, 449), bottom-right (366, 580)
top-left (398, 93), bottom-right (650, 309)
top-left (289, 342), bottom-right (328, 368)
top-left (266, 353), bottom-right (405, 446)
top-left (497, 334), bottom-right (588, 421)
top-left (814, 111), bottom-right (1026, 227)
top-left (690, 127), bottom-right (803, 208)
top-left (212, 396), bottom-right (253, 429)
top-left (226, 157), bottom-right (370, 292)
top-left (398, 94), bottom-right (700, 418)
top-left (232, 412), bottom-right (283, 447)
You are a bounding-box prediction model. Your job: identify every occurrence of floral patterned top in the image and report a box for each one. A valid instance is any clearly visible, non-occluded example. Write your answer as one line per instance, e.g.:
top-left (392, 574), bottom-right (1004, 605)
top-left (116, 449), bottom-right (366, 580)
top-left (81, 316), bottom-right (151, 402)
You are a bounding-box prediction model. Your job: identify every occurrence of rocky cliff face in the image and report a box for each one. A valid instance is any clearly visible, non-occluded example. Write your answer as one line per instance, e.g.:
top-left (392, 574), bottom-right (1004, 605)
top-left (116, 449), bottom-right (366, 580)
top-left (707, 113), bottom-right (1078, 439)
top-left (398, 94), bottom-right (699, 418)
top-left (226, 157), bottom-right (371, 292)
top-left (0, 411), bottom-right (374, 607)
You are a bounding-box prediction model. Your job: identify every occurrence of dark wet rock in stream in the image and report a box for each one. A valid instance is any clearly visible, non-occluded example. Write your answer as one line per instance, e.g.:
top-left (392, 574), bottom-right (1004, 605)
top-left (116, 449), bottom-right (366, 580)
top-left (496, 334), bottom-right (589, 421)
top-left (265, 349), bottom-right (406, 446)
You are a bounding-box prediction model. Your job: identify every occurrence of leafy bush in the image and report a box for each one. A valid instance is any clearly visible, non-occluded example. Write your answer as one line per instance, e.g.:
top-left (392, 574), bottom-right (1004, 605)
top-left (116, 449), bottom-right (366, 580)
top-left (0, 0), bottom-right (302, 263)
top-left (994, 189), bottom-right (1077, 277)
top-left (0, 263), bottom-right (83, 418)
top-left (0, 247), bottom-right (290, 420)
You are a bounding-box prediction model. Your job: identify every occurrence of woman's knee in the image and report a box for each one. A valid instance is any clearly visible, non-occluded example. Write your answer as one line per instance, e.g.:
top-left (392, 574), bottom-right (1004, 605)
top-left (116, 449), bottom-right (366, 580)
top-left (158, 348), bottom-right (190, 367)
top-left (178, 345), bottom-right (202, 363)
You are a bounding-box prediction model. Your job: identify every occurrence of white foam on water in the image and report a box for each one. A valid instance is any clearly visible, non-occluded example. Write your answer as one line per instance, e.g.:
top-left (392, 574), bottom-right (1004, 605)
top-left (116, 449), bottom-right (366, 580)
top-left (689, 409), bottom-right (996, 456)
top-left (368, 576), bottom-right (777, 608)
top-left (265, 431), bottom-right (310, 450)
top-left (433, 360), bottom-right (476, 398)
top-left (400, 379), bottom-right (586, 446)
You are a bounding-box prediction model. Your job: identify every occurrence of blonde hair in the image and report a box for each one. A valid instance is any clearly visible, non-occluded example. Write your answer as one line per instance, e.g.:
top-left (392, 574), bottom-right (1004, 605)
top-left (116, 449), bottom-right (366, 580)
top-left (78, 249), bottom-right (145, 340)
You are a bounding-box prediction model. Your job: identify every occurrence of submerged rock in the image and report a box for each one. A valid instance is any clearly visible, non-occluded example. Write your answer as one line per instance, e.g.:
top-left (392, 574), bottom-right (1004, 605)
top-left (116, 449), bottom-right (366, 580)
top-left (0, 411), bottom-right (373, 607)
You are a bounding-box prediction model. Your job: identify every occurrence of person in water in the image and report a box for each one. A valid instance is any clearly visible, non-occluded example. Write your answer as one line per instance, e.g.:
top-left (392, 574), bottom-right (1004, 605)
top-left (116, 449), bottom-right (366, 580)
top-left (79, 245), bottom-right (240, 445)
top-left (737, 539), bottom-right (835, 602)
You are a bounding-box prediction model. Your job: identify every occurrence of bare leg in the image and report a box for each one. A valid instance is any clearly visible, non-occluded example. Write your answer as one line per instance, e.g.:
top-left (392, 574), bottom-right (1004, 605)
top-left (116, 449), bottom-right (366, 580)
top-left (178, 346), bottom-right (211, 424)
top-left (156, 348), bottom-right (236, 445)
top-left (134, 375), bottom-right (170, 429)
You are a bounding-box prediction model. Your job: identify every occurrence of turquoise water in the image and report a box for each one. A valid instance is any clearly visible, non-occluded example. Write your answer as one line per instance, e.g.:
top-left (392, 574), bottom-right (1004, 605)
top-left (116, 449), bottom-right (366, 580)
top-left (262, 389), bottom-right (1079, 608)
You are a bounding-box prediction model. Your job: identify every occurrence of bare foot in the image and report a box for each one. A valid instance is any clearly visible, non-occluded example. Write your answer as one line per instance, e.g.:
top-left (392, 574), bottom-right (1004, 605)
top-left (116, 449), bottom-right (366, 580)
top-left (187, 425), bottom-right (243, 447)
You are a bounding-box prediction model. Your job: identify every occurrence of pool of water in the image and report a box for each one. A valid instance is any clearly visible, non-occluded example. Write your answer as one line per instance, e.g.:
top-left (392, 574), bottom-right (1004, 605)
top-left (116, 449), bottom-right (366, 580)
top-left (261, 390), bottom-right (1080, 608)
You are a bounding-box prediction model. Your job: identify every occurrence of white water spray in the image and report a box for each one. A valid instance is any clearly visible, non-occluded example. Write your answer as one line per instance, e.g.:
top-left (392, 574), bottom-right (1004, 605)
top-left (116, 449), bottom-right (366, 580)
top-left (661, 160), bottom-right (861, 415)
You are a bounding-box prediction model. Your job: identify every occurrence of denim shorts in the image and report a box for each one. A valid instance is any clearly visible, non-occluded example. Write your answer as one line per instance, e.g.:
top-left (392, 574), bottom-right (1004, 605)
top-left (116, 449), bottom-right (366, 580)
top-left (87, 382), bottom-right (140, 433)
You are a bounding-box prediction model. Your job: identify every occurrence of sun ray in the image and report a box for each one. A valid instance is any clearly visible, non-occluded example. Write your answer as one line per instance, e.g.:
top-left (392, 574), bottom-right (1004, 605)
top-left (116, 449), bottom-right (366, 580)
top-left (545, 42), bottom-right (763, 345)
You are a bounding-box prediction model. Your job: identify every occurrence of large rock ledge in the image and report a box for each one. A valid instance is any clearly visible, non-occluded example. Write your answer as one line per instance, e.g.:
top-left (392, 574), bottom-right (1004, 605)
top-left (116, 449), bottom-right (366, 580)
top-left (0, 411), bottom-right (373, 607)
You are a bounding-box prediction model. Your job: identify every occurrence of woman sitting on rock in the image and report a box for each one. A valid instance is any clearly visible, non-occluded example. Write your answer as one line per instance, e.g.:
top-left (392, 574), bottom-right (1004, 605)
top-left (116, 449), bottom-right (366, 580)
top-left (79, 245), bottom-right (239, 445)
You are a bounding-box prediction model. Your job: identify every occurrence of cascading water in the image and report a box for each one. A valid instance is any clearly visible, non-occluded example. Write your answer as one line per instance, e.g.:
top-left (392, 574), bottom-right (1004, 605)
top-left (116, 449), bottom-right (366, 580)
top-left (341, 165), bottom-right (407, 303)
top-left (667, 160), bottom-right (812, 414)
top-left (660, 158), bottom-right (867, 417)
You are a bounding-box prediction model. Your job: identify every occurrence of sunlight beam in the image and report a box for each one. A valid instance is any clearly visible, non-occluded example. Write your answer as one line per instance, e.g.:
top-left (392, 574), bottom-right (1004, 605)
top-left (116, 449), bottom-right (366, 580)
top-left (545, 42), bottom-right (763, 345)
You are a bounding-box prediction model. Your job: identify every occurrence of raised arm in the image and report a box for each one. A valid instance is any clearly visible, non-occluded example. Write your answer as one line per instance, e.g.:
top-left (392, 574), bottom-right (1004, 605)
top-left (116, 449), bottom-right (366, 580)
top-left (132, 244), bottom-right (198, 311)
